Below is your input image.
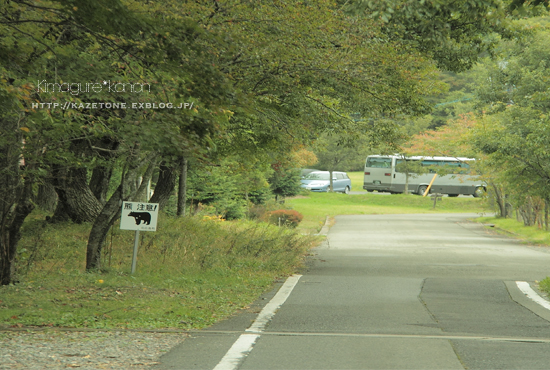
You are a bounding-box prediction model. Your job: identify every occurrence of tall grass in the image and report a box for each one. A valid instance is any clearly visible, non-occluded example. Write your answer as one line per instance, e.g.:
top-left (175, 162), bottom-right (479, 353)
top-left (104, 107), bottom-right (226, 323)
top-left (1, 214), bottom-right (318, 330)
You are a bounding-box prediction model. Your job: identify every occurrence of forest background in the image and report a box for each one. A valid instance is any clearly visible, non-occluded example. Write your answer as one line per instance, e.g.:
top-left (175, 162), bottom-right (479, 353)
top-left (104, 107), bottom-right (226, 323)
top-left (1, 0), bottom-right (550, 309)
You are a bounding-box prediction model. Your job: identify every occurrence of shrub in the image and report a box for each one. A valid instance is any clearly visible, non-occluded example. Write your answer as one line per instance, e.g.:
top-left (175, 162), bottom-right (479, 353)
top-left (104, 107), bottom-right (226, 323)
top-left (248, 187), bottom-right (272, 205)
top-left (268, 167), bottom-right (302, 200)
top-left (247, 200), bottom-right (282, 221)
top-left (221, 199), bottom-right (247, 220)
top-left (267, 209), bottom-right (303, 228)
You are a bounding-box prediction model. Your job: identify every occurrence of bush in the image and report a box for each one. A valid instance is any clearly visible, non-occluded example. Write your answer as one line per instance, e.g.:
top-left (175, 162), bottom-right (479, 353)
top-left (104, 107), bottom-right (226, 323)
top-left (268, 167), bottom-right (302, 200)
top-left (218, 198), bottom-right (247, 220)
top-left (267, 209), bottom-right (303, 228)
top-left (247, 200), bottom-right (283, 221)
top-left (248, 187), bottom-right (272, 205)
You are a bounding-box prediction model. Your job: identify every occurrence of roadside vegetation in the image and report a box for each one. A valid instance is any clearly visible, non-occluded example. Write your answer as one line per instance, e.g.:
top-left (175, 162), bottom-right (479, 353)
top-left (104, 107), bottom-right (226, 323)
top-left (476, 217), bottom-right (550, 248)
top-left (1, 211), bottom-right (317, 330)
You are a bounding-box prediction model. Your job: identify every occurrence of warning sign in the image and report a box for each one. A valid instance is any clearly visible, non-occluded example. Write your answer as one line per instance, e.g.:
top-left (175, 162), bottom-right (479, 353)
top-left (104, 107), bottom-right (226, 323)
top-left (120, 202), bottom-right (159, 231)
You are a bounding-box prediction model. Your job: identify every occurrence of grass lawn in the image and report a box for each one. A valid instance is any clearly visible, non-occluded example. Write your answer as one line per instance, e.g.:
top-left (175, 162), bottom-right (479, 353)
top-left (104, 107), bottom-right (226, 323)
top-left (347, 171), bottom-right (365, 192)
top-left (288, 191), bottom-right (490, 232)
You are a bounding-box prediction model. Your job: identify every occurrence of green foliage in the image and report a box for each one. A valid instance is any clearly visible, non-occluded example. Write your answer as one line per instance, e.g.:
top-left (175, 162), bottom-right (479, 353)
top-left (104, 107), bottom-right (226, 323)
top-left (347, 0), bottom-right (512, 72)
top-left (509, 0), bottom-right (549, 12)
top-left (539, 277), bottom-right (550, 297)
top-left (186, 157), bottom-right (273, 220)
top-left (476, 30), bottom-right (550, 114)
top-left (313, 133), bottom-right (374, 172)
top-left (2, 0), bottom-right (232, 165)
top-left (187, 166), bottom-right (244, 220)
top-left (269, 166), bottom-right (302, 199)
top-left (248, 187), bottom-right (272, 206)
top-left (267, 210), bottom-right (304, 228)
top-left (185, 0), bottom-right (445, 153)
top-left (0, 0), bottom-right (525, 283)
top-left (471, 28), bottom-right (550, 215)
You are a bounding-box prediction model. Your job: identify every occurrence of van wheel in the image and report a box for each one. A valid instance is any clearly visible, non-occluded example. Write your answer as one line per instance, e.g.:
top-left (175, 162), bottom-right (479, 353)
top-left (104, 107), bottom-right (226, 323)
top-left (473, 187), bottom-right (485, 198)
top-left (344, 186), bottom-right (350, 194)
top-left (417, 185), bottom-right (428, 196)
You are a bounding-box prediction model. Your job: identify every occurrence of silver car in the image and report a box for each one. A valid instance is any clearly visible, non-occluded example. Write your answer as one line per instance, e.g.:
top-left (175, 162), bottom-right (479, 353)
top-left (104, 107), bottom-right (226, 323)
top-left (300, 171), bottom-right (352, 194)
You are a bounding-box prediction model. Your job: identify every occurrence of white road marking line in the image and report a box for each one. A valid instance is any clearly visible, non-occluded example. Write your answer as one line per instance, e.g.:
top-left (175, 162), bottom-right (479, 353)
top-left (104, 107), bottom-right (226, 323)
top-left (246, 274), bottom-right (302, 333)
top-left (213, 274), bottom-right (302, 370)
top-left (516, 281), bottom-right (550, 311)
top-left (213, 334), bottom-right (259, 370)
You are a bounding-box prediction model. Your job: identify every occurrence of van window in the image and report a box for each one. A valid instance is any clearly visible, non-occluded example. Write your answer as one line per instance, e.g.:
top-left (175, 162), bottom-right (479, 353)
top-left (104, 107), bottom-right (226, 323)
top-left (395, 159), bottom-right (421, 173)
top-left (366, 157), bottom-right (391, 168)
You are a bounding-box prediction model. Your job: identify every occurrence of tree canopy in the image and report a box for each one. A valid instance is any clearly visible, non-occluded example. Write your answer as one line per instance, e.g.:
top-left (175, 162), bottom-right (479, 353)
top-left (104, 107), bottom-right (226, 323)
top-left (346, 0), bottom-right (514, 72)
top-left (0, 0), bottom-right (518, 283)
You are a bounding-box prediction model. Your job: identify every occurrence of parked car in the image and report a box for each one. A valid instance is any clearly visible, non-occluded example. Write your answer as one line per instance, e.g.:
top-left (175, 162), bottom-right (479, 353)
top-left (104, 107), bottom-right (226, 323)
top-left (300, 171), bottom-right (352, 194)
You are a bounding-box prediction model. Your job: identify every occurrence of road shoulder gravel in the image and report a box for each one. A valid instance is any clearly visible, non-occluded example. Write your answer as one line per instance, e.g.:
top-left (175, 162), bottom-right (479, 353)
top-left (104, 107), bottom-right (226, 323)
top-left (0, 329), bottom-right (187, 369)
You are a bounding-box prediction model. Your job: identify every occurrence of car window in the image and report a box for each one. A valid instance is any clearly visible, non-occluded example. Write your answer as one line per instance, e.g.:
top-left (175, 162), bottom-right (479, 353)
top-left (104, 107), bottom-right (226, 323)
top-left (336, 173), bottom-right (344, 179)
top-left (304, 172), bottom-right (330, 180)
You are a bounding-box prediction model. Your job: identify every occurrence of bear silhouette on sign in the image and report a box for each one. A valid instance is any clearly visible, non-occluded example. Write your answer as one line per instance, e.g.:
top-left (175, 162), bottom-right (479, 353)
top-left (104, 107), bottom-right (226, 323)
top-left (128, 212), bottom-right (151, 225)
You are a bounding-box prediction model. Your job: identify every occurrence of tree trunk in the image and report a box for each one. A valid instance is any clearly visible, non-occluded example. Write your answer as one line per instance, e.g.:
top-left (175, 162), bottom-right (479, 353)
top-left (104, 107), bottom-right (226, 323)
top-left (177, 158), bottom-right (188, 216)
top-left (491, 183), bottom-right (507, 218)
top-left (36, 182), bottom-right (57, 212)
top-left (544, 198), bottom-right (549, 232)
top-left (85, 185), bottom-right (123, 271)
top-left (89, 166), bottom-right (113, 205)
top-left (51, 167), bottom-right (102, 223)
top-left (85, 155), bottom-right (157, 271)
top-left (149, 161), bottom-right (178, 209)
top-left (401, 155), bottom-right (409, 195)
top-left (0, 180), bottom-right (34, 285)
top-left (0, 118), bottom-right (35, 285)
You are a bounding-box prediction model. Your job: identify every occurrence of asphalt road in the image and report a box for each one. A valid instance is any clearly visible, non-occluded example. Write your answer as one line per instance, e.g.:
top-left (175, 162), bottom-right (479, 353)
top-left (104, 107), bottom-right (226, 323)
top-left (156, 214), bottom-right (550, 370)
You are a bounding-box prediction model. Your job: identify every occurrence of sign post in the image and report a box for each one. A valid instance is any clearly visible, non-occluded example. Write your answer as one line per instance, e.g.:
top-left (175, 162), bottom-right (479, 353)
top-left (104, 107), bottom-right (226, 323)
top-left (120, 201), bottom-right (159, 274)
top-left (430, 193), bottom-right (443, 209)
top-left (131, 230), bottom-right (140, 274)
